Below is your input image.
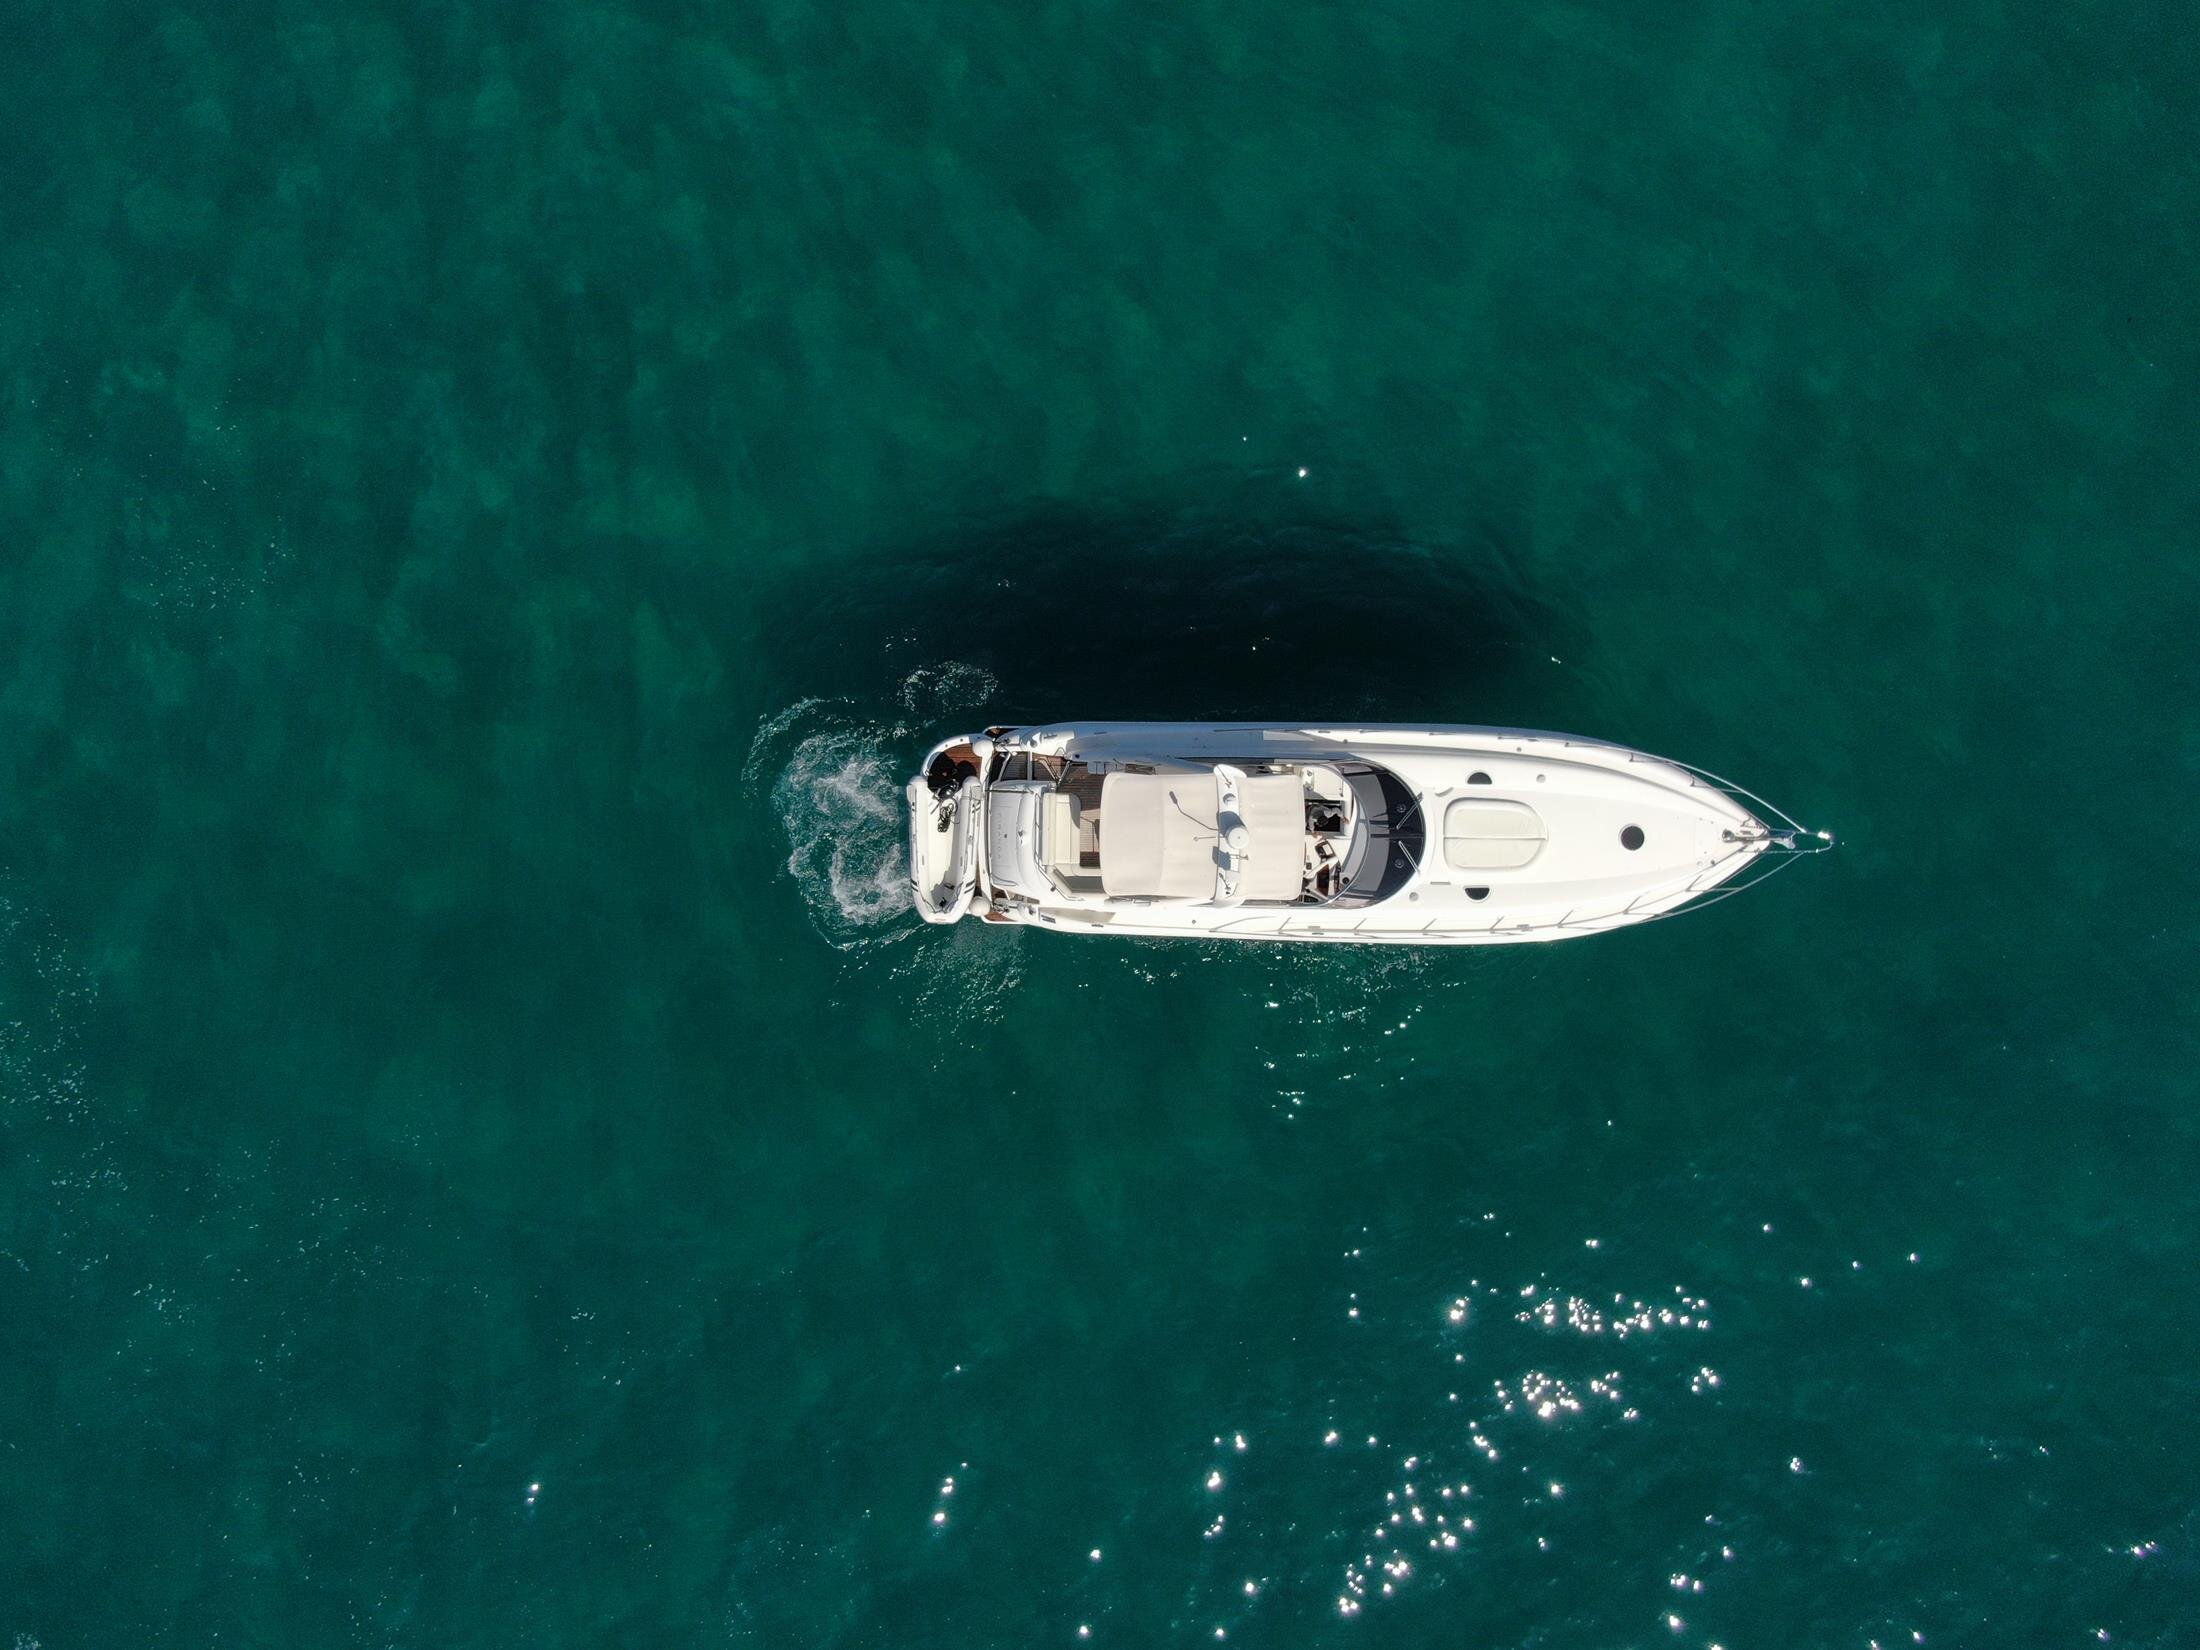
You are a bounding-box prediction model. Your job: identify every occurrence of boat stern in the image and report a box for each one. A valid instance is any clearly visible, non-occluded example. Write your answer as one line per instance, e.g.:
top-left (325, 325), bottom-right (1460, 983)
top-left (908, 735), bottom-right (991, 923)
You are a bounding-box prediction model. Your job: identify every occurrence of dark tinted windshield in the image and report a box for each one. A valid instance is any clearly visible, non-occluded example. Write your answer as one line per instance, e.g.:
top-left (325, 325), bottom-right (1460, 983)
top-left (1332, 762), bottom-right (1425, 906)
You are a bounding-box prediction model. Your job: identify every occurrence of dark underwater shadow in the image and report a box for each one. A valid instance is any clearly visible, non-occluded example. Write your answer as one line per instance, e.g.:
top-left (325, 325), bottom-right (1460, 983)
top-left (754, 484), bottom-right (1581, 727)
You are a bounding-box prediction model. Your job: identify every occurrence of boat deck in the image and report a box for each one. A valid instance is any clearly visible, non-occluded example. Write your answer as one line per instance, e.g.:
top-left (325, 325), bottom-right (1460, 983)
top-left (1060, 765), bottom-right (1106, 812)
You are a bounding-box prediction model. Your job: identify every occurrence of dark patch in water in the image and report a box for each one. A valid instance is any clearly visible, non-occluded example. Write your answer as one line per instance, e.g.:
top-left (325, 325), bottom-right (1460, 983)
top-left (755, 486), bottom-right (1578, 727)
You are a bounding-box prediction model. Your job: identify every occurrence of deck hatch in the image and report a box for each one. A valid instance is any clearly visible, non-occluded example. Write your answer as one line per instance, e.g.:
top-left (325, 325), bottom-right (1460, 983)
top-left (1441, 798), bottom-right (1547, 871)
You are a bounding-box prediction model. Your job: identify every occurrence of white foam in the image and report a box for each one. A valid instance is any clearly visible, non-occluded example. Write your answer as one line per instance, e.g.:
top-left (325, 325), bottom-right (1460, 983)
top-left (741, 695), bottom-right (847, 787)
top-left (771, 729), bottom-right (913, 949)
top-left (897, 661), bottom-right (998, 719)
top-left (751, 664), bottom-right (1002, 954)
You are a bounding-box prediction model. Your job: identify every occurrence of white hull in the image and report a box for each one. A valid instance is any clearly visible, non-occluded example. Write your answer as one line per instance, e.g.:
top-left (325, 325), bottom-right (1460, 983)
top-left (908, 723), bottom-right (1827, 945)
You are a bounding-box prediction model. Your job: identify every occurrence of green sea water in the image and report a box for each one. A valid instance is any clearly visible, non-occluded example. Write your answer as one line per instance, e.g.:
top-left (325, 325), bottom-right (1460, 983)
top-left (4, 0), bottom-right (2198, 1644)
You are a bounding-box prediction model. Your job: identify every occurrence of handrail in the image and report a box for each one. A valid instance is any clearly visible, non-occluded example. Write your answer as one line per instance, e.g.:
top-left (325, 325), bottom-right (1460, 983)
top-left (1622, 749), bottom-right (1836, 852)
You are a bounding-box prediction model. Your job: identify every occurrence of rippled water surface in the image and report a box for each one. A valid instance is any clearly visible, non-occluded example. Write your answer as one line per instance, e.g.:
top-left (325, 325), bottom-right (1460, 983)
top-left (3, 0), bottom-right (2196, 1645)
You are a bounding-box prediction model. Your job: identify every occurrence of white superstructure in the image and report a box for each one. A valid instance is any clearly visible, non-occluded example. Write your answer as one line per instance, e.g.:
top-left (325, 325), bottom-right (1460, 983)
top-left (907, 722), bottom-right (1830, 944)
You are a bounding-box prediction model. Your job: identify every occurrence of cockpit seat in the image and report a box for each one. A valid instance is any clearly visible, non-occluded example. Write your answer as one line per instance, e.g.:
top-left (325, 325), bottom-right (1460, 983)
top-left (1041, 792), bottom-right (1088, 878)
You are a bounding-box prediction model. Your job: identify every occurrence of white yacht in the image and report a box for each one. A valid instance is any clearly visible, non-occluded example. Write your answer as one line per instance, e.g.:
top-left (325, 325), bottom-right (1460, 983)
top-left (907, 722), bottom-right (1830, 944)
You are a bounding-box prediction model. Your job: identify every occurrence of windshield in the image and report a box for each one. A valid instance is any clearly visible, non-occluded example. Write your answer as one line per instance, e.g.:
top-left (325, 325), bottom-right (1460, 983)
top-left (1332, 762), bottom-right (1425, 906)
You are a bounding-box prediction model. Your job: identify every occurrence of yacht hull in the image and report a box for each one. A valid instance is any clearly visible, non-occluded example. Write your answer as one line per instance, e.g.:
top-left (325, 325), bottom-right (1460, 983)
top-left (908, 723), bottom-right (1823, 945)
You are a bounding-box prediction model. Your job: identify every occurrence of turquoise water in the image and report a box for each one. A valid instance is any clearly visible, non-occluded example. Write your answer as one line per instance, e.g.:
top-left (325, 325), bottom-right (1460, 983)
top-left (4, 0), bottom-right (2198, 1644)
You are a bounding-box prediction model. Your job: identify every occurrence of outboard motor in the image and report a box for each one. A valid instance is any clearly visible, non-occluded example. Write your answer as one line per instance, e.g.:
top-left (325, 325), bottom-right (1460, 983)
top-left (927, 744), bottom-right (980, 799)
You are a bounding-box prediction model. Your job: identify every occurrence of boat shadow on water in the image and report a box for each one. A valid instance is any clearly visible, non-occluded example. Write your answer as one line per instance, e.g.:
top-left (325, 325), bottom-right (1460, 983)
top-left (753, 492), bottom-right (1583, 727)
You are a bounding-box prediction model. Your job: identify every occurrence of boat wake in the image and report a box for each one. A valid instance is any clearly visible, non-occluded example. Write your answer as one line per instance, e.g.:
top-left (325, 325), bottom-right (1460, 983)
top-left (771, 727), bottom-right (914, 949)
top-left (745, 665), bottom-right (1001, 954)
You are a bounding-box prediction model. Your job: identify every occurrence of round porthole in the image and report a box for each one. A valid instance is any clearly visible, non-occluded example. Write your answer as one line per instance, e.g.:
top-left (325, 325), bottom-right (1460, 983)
top-left (1468, 771), bottom-right (1492, 785)
top-left (1466, 886), bottom-right (1490, 901)
top-left (1620, 825), bottom-right (1645, 851)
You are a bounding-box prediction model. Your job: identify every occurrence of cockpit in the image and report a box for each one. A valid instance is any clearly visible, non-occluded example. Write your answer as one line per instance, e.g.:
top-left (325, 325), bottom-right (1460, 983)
top-left (979, 750), bottom-right (1425, 909)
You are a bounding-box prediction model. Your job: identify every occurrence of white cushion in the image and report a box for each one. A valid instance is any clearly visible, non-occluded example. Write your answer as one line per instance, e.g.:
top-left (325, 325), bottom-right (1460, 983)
top-left (1099, 774), bottom-right (1216, 897)
top-left (1100, 772), bottom-right (1308, 901)
top-left (1234, 775), bottom-right (1307, 902)
top-left (1041, 792), bottom-right (1084, 871)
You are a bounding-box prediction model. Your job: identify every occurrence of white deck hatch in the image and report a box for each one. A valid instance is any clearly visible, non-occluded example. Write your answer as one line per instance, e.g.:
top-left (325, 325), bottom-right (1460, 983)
top-left (1441, 798), bottom-right (1548, 871)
